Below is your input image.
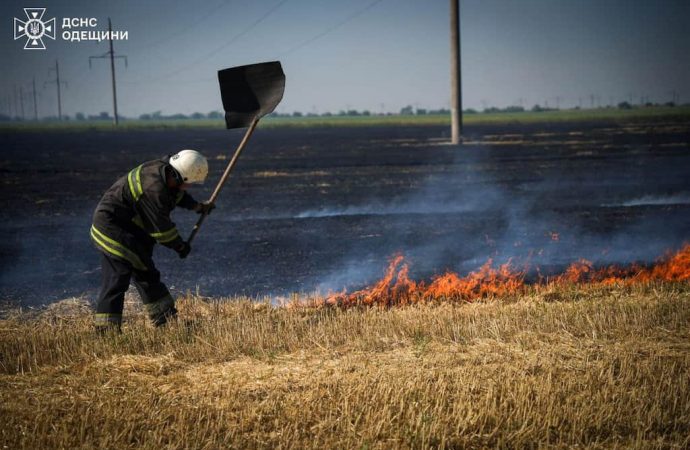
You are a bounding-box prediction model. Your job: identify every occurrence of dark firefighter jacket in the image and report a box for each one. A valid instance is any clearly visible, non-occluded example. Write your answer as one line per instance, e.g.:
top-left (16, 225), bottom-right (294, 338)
top-left (90, 157), bottom-right (197, 271)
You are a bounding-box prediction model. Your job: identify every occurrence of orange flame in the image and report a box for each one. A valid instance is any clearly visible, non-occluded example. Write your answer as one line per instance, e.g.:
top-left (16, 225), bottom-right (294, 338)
top-left (321, 244), bottom-right (690, 308)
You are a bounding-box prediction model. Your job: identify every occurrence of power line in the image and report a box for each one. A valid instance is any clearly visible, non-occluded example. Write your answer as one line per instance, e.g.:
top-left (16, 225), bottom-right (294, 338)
top-left (280, 0), bottom-right (384, 56)
top-left (136, 0), bottom-right (234, 50)
top-left (200, 0), bottom-right (288, 60)
top-left (128, 0), bottom-right (288, 85)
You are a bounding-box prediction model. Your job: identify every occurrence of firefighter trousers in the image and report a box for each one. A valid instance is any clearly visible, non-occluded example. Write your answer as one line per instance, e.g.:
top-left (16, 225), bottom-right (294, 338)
top-left (95, 253), bottom-right (177, 329)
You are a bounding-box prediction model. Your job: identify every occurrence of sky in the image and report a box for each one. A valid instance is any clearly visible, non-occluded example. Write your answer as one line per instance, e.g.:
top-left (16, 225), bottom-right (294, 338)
top-left (2, 0), bottom-right (689, 118)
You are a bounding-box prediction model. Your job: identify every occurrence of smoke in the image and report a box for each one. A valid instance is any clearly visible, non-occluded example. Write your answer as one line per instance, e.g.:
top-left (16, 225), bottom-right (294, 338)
top-left (603, 193), bottom-right (690, 207)
top-left (2, 126), bottom-right (688, 305)
top-left (301, 137), bottom-right (690, 295)
top-left (294, 184), bottom-right (502, 219)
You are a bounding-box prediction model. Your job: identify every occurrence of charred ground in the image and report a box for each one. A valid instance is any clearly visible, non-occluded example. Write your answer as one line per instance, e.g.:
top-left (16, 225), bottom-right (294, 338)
top-left (1, 117), bottom-right (689, 304)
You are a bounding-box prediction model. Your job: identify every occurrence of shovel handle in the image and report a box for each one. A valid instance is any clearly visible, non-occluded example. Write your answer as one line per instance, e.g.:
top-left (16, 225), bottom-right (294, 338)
top-left (187, 117), bottom-right (259, 244)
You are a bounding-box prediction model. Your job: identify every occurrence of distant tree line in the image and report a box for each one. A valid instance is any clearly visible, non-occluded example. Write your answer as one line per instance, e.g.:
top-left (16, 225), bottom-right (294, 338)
top-left (0, 110), bottom-right (225, 122)
top-left (0, 102), bottom-right (685, 122)
top-left (137, 110), bottom-right (223, 121)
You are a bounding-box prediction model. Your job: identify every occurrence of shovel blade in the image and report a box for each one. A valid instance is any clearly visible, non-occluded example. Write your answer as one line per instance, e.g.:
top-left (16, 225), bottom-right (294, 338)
top-left (218, 61), bottom-right (286, 129)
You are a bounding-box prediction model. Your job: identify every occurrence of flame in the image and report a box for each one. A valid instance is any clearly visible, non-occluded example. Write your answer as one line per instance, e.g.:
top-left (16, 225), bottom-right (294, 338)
top-left (321, 244), bottom-right (690, 308)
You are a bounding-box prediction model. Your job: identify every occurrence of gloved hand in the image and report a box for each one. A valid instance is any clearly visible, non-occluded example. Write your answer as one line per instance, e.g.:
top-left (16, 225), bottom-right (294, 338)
top-left (195, 201), bottom-right (216, 215)
top-left (176, 241), bottom-right (191, 259)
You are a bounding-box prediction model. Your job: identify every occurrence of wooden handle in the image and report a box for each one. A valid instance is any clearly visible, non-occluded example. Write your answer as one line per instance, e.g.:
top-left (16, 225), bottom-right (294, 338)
top-left (187, 117), bottom-right (259, 244)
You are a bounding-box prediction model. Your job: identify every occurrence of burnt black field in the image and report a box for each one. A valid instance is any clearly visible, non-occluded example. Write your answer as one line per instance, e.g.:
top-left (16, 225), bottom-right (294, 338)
top-left (1, 118), bottom-right (689, 305)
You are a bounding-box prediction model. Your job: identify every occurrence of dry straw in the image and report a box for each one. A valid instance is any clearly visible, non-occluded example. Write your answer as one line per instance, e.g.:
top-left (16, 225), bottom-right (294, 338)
top-left (1, 282), bottom-right (689, 448)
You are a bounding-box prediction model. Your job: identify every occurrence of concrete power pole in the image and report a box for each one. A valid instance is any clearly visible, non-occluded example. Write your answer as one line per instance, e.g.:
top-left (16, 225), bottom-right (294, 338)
top-left (89, 18), bottom-right (127, 125)
top-left (450, 0), bottom-right (462, 144)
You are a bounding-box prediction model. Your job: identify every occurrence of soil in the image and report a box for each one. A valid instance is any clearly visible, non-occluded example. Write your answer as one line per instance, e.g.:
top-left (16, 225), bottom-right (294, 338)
top-left (1, 118), bottom-right (689, 304)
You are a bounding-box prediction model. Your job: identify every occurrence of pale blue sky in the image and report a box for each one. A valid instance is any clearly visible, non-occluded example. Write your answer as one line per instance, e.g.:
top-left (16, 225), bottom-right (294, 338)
top-left (2, 0), bottom-right (689, 117)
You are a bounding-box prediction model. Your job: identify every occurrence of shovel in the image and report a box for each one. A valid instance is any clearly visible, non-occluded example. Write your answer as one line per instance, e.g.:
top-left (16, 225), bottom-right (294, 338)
top-left (187, 61), bottom-right (285, 244)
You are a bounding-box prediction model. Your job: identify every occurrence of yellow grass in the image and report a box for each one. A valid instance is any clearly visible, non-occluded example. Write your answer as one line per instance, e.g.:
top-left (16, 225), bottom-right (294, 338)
top-left (1, 282), bottom-right (689, 448)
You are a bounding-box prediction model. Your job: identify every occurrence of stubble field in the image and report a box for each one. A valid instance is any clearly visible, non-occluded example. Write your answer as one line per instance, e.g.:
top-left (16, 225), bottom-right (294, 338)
top-left (1, 111), bottom-right (689, 447)
top-left (1, 282), bottom-right (689, 448)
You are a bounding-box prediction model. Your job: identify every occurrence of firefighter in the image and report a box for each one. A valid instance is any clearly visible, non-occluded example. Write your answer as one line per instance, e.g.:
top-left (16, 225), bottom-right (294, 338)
top-left (90, 149), bottom-right (215, 331)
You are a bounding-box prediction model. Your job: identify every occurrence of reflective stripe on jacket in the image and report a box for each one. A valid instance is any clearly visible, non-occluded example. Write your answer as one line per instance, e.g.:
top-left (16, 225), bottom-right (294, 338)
top-left (91, 157), bottom-right (197, 269)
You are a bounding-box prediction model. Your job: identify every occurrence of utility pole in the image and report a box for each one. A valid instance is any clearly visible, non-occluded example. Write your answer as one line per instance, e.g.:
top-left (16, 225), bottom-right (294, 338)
top-left (46, 59), bottom-right (65, 120)
top-left (671, 90), bottom-right (678, 105)
top-left (14, 90), bottom-right (19, 118)
top-left (89, 18), bottom-right (127, 125)
top-left (450, 0), bottom-right (462, 144)
top-left (32, 77), bottom-right (38, 120)
top-left (19, 86), bottom-right (25, 120)
top-left (108, 18), bottom-right (119, 125)
top-left (54, 60), bottom-right (62, 119)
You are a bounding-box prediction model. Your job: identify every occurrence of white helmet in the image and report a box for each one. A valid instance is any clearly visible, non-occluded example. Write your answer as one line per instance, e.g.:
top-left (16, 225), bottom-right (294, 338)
top-left (169, 149), bottom-right (208, 184)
